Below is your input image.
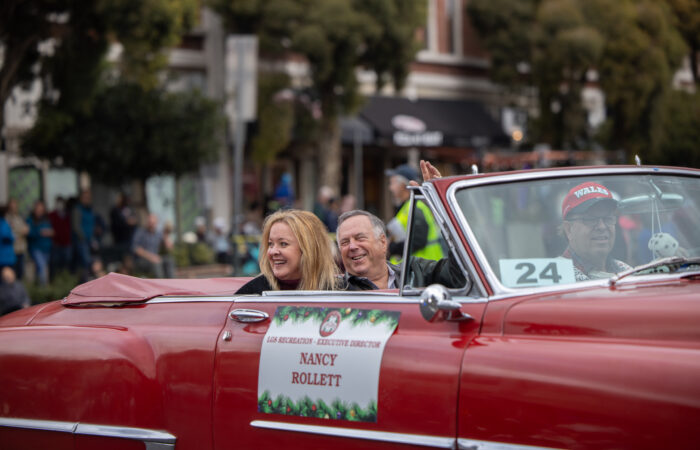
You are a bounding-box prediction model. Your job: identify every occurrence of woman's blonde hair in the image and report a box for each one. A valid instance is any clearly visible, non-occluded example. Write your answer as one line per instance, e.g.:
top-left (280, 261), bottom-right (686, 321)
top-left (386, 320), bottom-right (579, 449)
top-left (258, 209), bottom-right (340, 291)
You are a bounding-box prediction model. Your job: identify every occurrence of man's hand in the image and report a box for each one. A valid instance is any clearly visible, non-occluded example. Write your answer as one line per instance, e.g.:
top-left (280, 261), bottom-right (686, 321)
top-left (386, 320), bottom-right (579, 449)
top-left (409, 160), bottom-right (442, 186)
top-left (135, 246), bottom-right (162, 264)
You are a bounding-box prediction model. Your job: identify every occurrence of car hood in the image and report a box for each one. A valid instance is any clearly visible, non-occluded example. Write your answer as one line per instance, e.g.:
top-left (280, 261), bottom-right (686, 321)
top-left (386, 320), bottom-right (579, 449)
top-left (501, 277), bottom-right (700, 343)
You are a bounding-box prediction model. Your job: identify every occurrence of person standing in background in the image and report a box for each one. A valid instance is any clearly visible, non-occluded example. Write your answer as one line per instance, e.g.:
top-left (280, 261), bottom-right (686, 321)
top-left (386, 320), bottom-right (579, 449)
top-left (0, 205), bottom-right (16, 272)
top-left (339, 194), bottom-right (357, 215)
top-left (109, 192), bottom-right (137, 265)
top-left (160, 220), bottom-right (176, 279)
top-left (273, 173), bottom-right (295, 210)
top-left (313, 186), bottom-right (339, 233)
top-left (5, 198), bottom-right (28, 280)
top-left (26, 200), bottom-right (54, 285)
top-left (194, 216), bottom-right (208, 243)
top-left (72, 189), bottom-right (96, 282)
top-left (209, 217), bottom-right (232, 264)
top-left (0, 266), bottom-right (30, 316)
top-left (132, 213), bottom-right (167, 278)
top-left (385, 163), bottom-right (443, 263)
top-left (48, 196), bottom-right (72, 278)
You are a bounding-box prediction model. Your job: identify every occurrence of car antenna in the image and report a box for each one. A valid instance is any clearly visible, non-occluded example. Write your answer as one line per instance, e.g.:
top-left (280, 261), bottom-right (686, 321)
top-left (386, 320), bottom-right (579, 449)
top-left (471, 164), bottom-right (479, 175)
top-left (635, 155), bottom-right (642, 166)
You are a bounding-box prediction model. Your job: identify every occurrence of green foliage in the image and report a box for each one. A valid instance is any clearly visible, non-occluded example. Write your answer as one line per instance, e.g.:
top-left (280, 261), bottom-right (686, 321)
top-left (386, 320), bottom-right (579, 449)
top-left (467, 0), bottom-right (538, 88)
top-left (467, 0), bottom-right (688, 154)
top-left (106, 0), bottom-right (198, 88)
top-left (250, 73), bottom-right (295, 164)
top-left (210, 0), bottom-right (425, 191)
top-left (666, 0), bottom-right (700, 82)
top-left (190, 242), bottom-right (215, 265)
top-left (590, 0), bottom-right (686, 155)
top-left (26, 271), bottom-right (80, 305)
top-left (173, 242), bottom-right (215, 266)
top-left (271, 306), bottom-right (400, 330)
top-left (648, 90), bottom-right (700, 168)
top-left (173, 243), bottom-right (191, 268)
top-left (357, 0), bottom-right (427, 91)
top-left (23, 82), bottom-right (224, 184)
top-left (1, 0), bottom-right (198, 127)
top-left (212, 0), bottom-right (422, 97)
top-left (530, 0), bottom-right (604, 147)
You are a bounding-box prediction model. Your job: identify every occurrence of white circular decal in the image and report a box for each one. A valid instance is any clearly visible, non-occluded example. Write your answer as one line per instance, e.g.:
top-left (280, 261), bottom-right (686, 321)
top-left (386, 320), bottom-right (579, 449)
top-left (391, 114), bottom-right (426, 132)
top-left (319, 311), bottom-right (342, 337)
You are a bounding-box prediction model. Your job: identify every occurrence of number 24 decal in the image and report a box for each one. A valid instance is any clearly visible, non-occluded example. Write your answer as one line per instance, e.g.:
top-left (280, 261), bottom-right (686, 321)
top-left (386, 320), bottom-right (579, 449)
top-left (499, 258), bottom-right (574, 287)
top-left (515, 262), bottom-right (563, 284)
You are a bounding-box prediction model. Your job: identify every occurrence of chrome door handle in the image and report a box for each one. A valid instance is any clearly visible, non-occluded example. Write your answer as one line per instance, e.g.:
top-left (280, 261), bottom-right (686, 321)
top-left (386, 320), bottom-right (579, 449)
top-left (229, 309), bottom-right (269, 323)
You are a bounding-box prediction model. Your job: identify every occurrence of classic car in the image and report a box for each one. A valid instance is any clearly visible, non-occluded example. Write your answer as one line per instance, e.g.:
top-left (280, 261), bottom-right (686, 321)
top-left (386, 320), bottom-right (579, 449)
top-left (1, 165), bottom-right (699, 450)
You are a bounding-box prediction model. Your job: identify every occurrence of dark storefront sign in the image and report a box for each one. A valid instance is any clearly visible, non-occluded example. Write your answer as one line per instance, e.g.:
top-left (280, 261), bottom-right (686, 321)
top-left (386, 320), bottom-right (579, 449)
top-left (341, 95), bottom-right (508, 149)
top-left (390, 114), bottom-right (443, 147)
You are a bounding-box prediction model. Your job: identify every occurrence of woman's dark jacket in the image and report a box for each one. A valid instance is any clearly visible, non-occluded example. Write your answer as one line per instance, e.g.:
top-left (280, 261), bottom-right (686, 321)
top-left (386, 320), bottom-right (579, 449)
top-left (235, 274), bottom-right (273, 295)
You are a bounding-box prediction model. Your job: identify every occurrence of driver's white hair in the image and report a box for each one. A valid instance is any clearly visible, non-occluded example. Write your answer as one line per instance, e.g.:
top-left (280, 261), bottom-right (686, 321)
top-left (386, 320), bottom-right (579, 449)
top-left (337, 210), bottom-right (386, 241)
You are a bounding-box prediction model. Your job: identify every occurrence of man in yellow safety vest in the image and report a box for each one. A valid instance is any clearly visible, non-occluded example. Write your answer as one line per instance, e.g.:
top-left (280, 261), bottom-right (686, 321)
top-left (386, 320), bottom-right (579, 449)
top-left (385, 163), bottom-right (444, 263)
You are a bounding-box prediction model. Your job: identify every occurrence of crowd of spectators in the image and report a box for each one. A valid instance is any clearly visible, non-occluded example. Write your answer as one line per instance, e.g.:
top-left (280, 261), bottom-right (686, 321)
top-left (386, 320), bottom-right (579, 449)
top-left (1, 191), bottom-right (108, 288)
top-left (0, 181), bottom-right (359, 315)
top-left (0, 191), bottom-right (181, 315)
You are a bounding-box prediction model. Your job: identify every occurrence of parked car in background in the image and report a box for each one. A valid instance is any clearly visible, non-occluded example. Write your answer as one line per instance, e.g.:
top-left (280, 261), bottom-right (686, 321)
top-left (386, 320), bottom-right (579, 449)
top-left (1, 165), bottom-right (699, 449)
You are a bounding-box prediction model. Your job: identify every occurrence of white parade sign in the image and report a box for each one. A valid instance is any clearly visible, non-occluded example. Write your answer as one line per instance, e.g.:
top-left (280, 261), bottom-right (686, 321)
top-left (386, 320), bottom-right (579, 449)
top-left (258, 306), bottom-right (400, 422)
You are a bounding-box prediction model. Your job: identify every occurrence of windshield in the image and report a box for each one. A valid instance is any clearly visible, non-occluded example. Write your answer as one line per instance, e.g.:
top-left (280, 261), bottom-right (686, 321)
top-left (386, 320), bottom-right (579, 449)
top-left (455, 173), bottom-right (700, 289)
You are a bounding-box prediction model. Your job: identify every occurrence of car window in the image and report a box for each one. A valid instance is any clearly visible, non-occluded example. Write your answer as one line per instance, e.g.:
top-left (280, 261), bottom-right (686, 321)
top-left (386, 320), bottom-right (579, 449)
top-left (455, 174), bottom-right (700, 288)
top-left (403, 195), bottom-right (470, 292)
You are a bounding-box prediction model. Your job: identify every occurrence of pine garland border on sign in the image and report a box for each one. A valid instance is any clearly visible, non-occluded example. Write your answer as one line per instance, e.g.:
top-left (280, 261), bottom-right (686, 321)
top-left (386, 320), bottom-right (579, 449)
top-left (272, 306), bottom-right (399, 330)
top-left (257, 391), bottom-right (378, 422)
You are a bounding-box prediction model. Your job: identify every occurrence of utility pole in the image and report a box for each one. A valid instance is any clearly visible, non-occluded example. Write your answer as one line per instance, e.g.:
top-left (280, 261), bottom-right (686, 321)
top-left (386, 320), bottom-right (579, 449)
top-left (225, 35), bottom-right (257, 275)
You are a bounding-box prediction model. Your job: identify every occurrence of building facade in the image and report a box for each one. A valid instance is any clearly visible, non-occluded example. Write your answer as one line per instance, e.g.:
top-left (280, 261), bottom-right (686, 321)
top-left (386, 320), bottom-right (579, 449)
top-left (1, 1), bottom-right (511, 233)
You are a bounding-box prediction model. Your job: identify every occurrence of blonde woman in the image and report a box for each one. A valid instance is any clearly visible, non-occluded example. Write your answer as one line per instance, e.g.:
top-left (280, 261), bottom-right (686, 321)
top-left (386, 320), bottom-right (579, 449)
top-left (235, 209), bottom-right (340, 294)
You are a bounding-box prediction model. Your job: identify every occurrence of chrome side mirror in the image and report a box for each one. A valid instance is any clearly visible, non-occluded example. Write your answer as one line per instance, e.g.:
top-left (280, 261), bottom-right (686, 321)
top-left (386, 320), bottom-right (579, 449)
top-left (419, 284), bottom-right (473, 322)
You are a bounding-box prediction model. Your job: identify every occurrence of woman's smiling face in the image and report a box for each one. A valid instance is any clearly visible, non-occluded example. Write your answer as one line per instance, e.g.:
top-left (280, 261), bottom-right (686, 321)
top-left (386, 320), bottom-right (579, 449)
top-left (267, 222), bottom-right (302, 281)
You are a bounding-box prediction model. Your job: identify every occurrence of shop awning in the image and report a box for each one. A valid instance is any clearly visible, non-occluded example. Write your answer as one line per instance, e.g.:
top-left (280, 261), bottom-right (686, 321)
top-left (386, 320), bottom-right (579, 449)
top-left (340, 116), bottom-right (373, 145)
top-left (343, 95), bottom-right (508, 148)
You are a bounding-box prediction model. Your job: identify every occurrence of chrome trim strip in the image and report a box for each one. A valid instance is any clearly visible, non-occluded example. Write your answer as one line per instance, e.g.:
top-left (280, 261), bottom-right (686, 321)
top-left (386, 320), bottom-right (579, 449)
top-left (448, 166), bottom-right (699, 190)
top-left (148, 296), bottom-right (234, 304)
top-left (259, 290), bottom-right (399, 297)
top-left (0, 418), bottom-right (175, 447)
top-left (234, 295), bottom-right (487, 305)
top-left (237, 297), bottom-right (416, 303)
top-left (459, 438), bottom-right (559, 450)
top-left (251, 420), bottom-right (455, 448)
top-left (148, 293), bottom-right (488, 305)
top-left (75, 424), bottom-right (176, 443)
top-left (145, 443), bottom-right (175, 450)
top-left (445, 167), bottom-right (700, 296)
top-left (0, 417), bottom-right (76, 433)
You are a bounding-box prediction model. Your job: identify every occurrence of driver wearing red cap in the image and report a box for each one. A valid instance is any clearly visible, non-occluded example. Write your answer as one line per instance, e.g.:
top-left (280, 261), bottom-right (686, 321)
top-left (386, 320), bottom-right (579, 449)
top-left (561, 182), bottom-right (631, 281)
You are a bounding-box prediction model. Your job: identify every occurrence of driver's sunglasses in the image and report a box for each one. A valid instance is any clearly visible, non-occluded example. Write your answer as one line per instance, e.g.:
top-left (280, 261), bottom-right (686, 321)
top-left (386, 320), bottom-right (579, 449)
top-left (568, 215), bottom-right (617, 227)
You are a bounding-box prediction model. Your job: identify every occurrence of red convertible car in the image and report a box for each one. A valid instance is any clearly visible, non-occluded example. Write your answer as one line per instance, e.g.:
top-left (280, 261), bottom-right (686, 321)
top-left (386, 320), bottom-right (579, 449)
top-left (1, 165), bottom-right (699, 450)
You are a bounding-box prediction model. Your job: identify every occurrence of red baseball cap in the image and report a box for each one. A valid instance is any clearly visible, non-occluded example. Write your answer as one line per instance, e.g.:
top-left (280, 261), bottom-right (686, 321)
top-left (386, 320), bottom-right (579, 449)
top-left (561, 182), bottom-right (617, 219)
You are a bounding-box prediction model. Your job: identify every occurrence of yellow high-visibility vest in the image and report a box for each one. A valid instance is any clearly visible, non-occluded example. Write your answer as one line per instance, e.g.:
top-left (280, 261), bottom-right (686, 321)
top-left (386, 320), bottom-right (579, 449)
top-left (391, 200), bottom-right (444, 263)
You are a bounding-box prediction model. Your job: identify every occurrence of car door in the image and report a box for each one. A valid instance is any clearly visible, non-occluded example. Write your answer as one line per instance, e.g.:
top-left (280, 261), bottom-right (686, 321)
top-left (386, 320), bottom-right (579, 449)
top-left (212, 193), bottom-right (485, 449)
top-left (212, 289), bottom-right (485, 449)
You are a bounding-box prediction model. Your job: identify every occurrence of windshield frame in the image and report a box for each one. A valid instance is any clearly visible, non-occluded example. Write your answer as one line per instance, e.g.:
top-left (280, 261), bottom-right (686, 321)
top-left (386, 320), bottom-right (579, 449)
top-left (397, 186), bottom-right (485, 298)
top-left (446, 166), bottom-right (700, 296)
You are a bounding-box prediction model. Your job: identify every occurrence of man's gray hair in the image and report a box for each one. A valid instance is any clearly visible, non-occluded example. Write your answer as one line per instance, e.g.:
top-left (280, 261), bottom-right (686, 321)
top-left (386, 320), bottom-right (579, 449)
top-left (392, 175), bottom-right (410, 186)
top-left (337, 210), bottom-right (386, 240)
